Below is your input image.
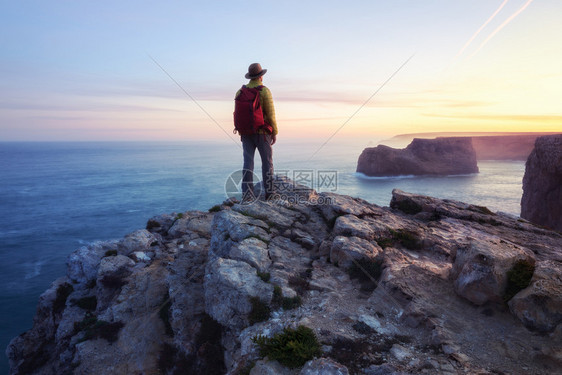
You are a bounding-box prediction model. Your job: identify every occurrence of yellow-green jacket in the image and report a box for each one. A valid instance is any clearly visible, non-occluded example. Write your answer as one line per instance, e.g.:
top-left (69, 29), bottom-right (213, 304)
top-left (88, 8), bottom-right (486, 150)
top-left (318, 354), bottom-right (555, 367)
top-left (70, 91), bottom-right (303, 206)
top-left (235, 79), bottom-right (278, 135)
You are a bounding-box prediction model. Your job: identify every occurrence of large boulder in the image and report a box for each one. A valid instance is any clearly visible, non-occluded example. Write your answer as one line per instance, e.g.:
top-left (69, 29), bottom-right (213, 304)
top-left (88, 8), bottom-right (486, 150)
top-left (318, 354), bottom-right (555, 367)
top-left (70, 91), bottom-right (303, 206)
top-left (168, 211), bottom-right (214, 238)
top-left (119, 229), bottom-right (157, 255)
top-left (357, 137), bottom-right (479, 176)
top-left (508, 260), bottom-right (562, 332)
top-left (521, 134), bottom-right (562, 232)
top-left (451, 237), bottom-right (535, 305)
top-left (209, 210), bottom-right (271, 261)
top-left (204, 258), bottom-right (274, 330)
top-left (67, 241), bottom-right (118, 286)
top-left (330, 236), bottom-right (382, 269)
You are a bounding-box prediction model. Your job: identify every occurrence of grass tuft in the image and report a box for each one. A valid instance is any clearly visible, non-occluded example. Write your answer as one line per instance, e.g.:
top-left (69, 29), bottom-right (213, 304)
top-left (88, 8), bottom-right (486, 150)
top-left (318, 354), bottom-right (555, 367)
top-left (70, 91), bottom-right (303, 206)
top-left (74, 314), bottom-right (124, 343)
top-left (252, 326), bottom-right (321, 369)
top-left (271, 285), bottom-right (302, 310)
top-left (208, 205), bottom-right (221, 213)
top-left (377, 229), bottom-right (421, 250)
top-left (282, 295), bottom-right (302, 310)
top-left (257, 271), bottom-right (271, 283)
top-left (504, 260), bottom-right (535, 302)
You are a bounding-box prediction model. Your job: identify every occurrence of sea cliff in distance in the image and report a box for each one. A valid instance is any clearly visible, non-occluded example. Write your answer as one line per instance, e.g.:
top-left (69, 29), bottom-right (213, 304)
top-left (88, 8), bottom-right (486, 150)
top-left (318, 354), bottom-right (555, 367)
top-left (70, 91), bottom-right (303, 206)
top-left (378, 132), bottom-right (559, 160)
top-left (356, 137), bottom-right (479, 177)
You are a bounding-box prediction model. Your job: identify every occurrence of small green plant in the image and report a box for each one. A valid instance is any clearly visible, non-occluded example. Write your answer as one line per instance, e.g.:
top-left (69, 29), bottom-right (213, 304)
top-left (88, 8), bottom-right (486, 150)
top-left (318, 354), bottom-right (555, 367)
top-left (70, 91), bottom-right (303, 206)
top-left (252, 326), bottom-right (321, 368)
top-left (73, 296), bottom-right (97, 311)
top-left (175, 213), bottom-right (184, 220)
top-left (257, 271), bottom-right (271, 283)
top-left (504, 260), bottom-right (535, 302)
top-left (376, 237), bottom-right (393, 249)
top-left (282, 295), bottom-right (302, 310)
top-left (377, 229), bottom-right (421, 250)
top-left (104, 250), bottom-right (118, 257)
top-left (271, 285), bottom-right (283, 308)
top-left (208, 205), bottom-right (221, 213)
top-left (248, 297), bottom-right (270, 325)
top-left (271, 285), bottom-right (302, 310)
top-left (390, 229), bottom-right (421, 250)
top-left (54, 282), bottom-right (74, 314)
top-left (74, 314), bottom-right (124, 343)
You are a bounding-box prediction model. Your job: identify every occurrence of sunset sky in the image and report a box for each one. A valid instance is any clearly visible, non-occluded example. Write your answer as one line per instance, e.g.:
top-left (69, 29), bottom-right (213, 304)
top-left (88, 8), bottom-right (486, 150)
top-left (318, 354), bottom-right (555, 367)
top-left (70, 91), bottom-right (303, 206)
top-left (1, 0), bottom-right (561, 141)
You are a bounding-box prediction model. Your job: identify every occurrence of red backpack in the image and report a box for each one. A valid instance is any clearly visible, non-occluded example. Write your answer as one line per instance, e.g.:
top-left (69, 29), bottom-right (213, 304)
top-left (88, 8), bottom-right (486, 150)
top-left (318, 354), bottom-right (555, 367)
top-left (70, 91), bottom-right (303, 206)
top-left (233, 85), bottom-right (272, 135)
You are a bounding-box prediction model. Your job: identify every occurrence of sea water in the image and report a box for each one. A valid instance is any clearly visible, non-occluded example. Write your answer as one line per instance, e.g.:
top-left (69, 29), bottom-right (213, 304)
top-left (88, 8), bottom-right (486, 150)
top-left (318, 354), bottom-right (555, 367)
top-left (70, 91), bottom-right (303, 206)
top-left (0, 141), bottom-right (525, 372)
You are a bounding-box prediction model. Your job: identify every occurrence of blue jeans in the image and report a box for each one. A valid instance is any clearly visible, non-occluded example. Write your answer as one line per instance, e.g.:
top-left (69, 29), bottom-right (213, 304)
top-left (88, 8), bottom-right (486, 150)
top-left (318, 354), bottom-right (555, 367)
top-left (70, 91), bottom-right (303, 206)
top-left (241, 134), bottom-right (274, 197)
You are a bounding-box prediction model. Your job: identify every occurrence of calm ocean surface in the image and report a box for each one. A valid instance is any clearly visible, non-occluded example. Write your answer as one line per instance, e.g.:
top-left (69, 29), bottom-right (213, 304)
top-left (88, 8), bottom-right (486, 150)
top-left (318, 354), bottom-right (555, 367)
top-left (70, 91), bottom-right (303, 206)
top-left (0, 141), bottom-right (525, 372)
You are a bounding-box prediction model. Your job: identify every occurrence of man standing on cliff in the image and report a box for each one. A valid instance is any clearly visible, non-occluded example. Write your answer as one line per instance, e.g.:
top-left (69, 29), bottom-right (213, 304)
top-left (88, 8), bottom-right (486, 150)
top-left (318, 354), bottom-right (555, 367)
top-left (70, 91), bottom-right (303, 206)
top-left (234, 63), bottom-right (278, 201)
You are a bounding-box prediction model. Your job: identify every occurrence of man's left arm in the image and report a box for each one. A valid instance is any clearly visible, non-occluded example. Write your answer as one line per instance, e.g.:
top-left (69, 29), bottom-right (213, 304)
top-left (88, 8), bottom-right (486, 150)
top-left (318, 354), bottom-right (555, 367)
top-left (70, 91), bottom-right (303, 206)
top-left (261, 87), bottom-right (278, 144)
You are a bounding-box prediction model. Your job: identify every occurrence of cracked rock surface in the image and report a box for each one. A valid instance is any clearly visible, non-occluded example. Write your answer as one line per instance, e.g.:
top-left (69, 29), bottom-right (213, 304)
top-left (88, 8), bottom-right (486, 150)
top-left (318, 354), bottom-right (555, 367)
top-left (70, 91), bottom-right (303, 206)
top-left (7, 180), bottom-right (562, 375)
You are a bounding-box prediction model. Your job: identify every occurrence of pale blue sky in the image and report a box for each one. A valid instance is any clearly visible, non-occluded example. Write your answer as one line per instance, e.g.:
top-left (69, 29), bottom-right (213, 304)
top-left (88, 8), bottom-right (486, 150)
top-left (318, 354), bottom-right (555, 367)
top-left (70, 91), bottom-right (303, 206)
top-left (1, 0), bottom-right (561, 140)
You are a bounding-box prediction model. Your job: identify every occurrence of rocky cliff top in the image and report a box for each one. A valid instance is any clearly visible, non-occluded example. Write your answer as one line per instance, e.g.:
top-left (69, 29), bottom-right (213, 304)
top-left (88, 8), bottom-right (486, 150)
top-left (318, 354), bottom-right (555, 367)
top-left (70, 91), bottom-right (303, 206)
top-left (357, 137), bottom-right (478, 177)
top-left (7, 178), bottom-right (562, 375)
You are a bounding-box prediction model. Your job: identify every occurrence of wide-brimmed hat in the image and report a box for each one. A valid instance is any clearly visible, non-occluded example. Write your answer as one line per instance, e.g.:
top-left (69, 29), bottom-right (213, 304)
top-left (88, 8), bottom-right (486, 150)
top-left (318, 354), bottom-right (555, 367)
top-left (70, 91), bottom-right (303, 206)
top-left (245, 63), bottom-right (267, 79)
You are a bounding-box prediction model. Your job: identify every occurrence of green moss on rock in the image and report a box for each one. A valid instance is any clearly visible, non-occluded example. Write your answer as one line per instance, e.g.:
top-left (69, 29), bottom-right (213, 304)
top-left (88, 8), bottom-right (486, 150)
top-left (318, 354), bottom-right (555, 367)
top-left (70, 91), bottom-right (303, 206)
top-left (252, 326), bottom-right (321, 369)
top-left (504, 260), bottom-right (535, 302)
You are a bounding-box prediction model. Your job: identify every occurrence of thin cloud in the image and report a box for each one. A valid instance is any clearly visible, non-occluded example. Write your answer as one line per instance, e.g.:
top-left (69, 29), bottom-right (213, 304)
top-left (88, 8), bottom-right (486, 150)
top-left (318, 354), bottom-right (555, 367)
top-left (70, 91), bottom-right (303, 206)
top-left (469, 0), bottom-right (535, 58)
top-left (423, 113), bottom-right (562, 123)
top-left (0, 101), bottom-right (187, 113)
top-left (456, 0), bottom-right (510, 59)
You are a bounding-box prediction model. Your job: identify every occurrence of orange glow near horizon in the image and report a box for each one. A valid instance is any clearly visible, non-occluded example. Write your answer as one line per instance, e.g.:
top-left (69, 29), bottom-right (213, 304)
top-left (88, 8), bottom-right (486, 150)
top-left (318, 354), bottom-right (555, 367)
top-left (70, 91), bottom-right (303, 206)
top-left (1, 1), bottom-right (560, 142)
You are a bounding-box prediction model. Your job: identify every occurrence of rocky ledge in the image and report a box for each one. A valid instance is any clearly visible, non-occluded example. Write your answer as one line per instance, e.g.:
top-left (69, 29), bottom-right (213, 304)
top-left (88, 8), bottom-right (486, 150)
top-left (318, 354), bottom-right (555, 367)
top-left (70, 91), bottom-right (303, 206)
top-left (7, 178), bottom-right (562, 375)
top-left (357, 137), bottom-right (479, 177)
